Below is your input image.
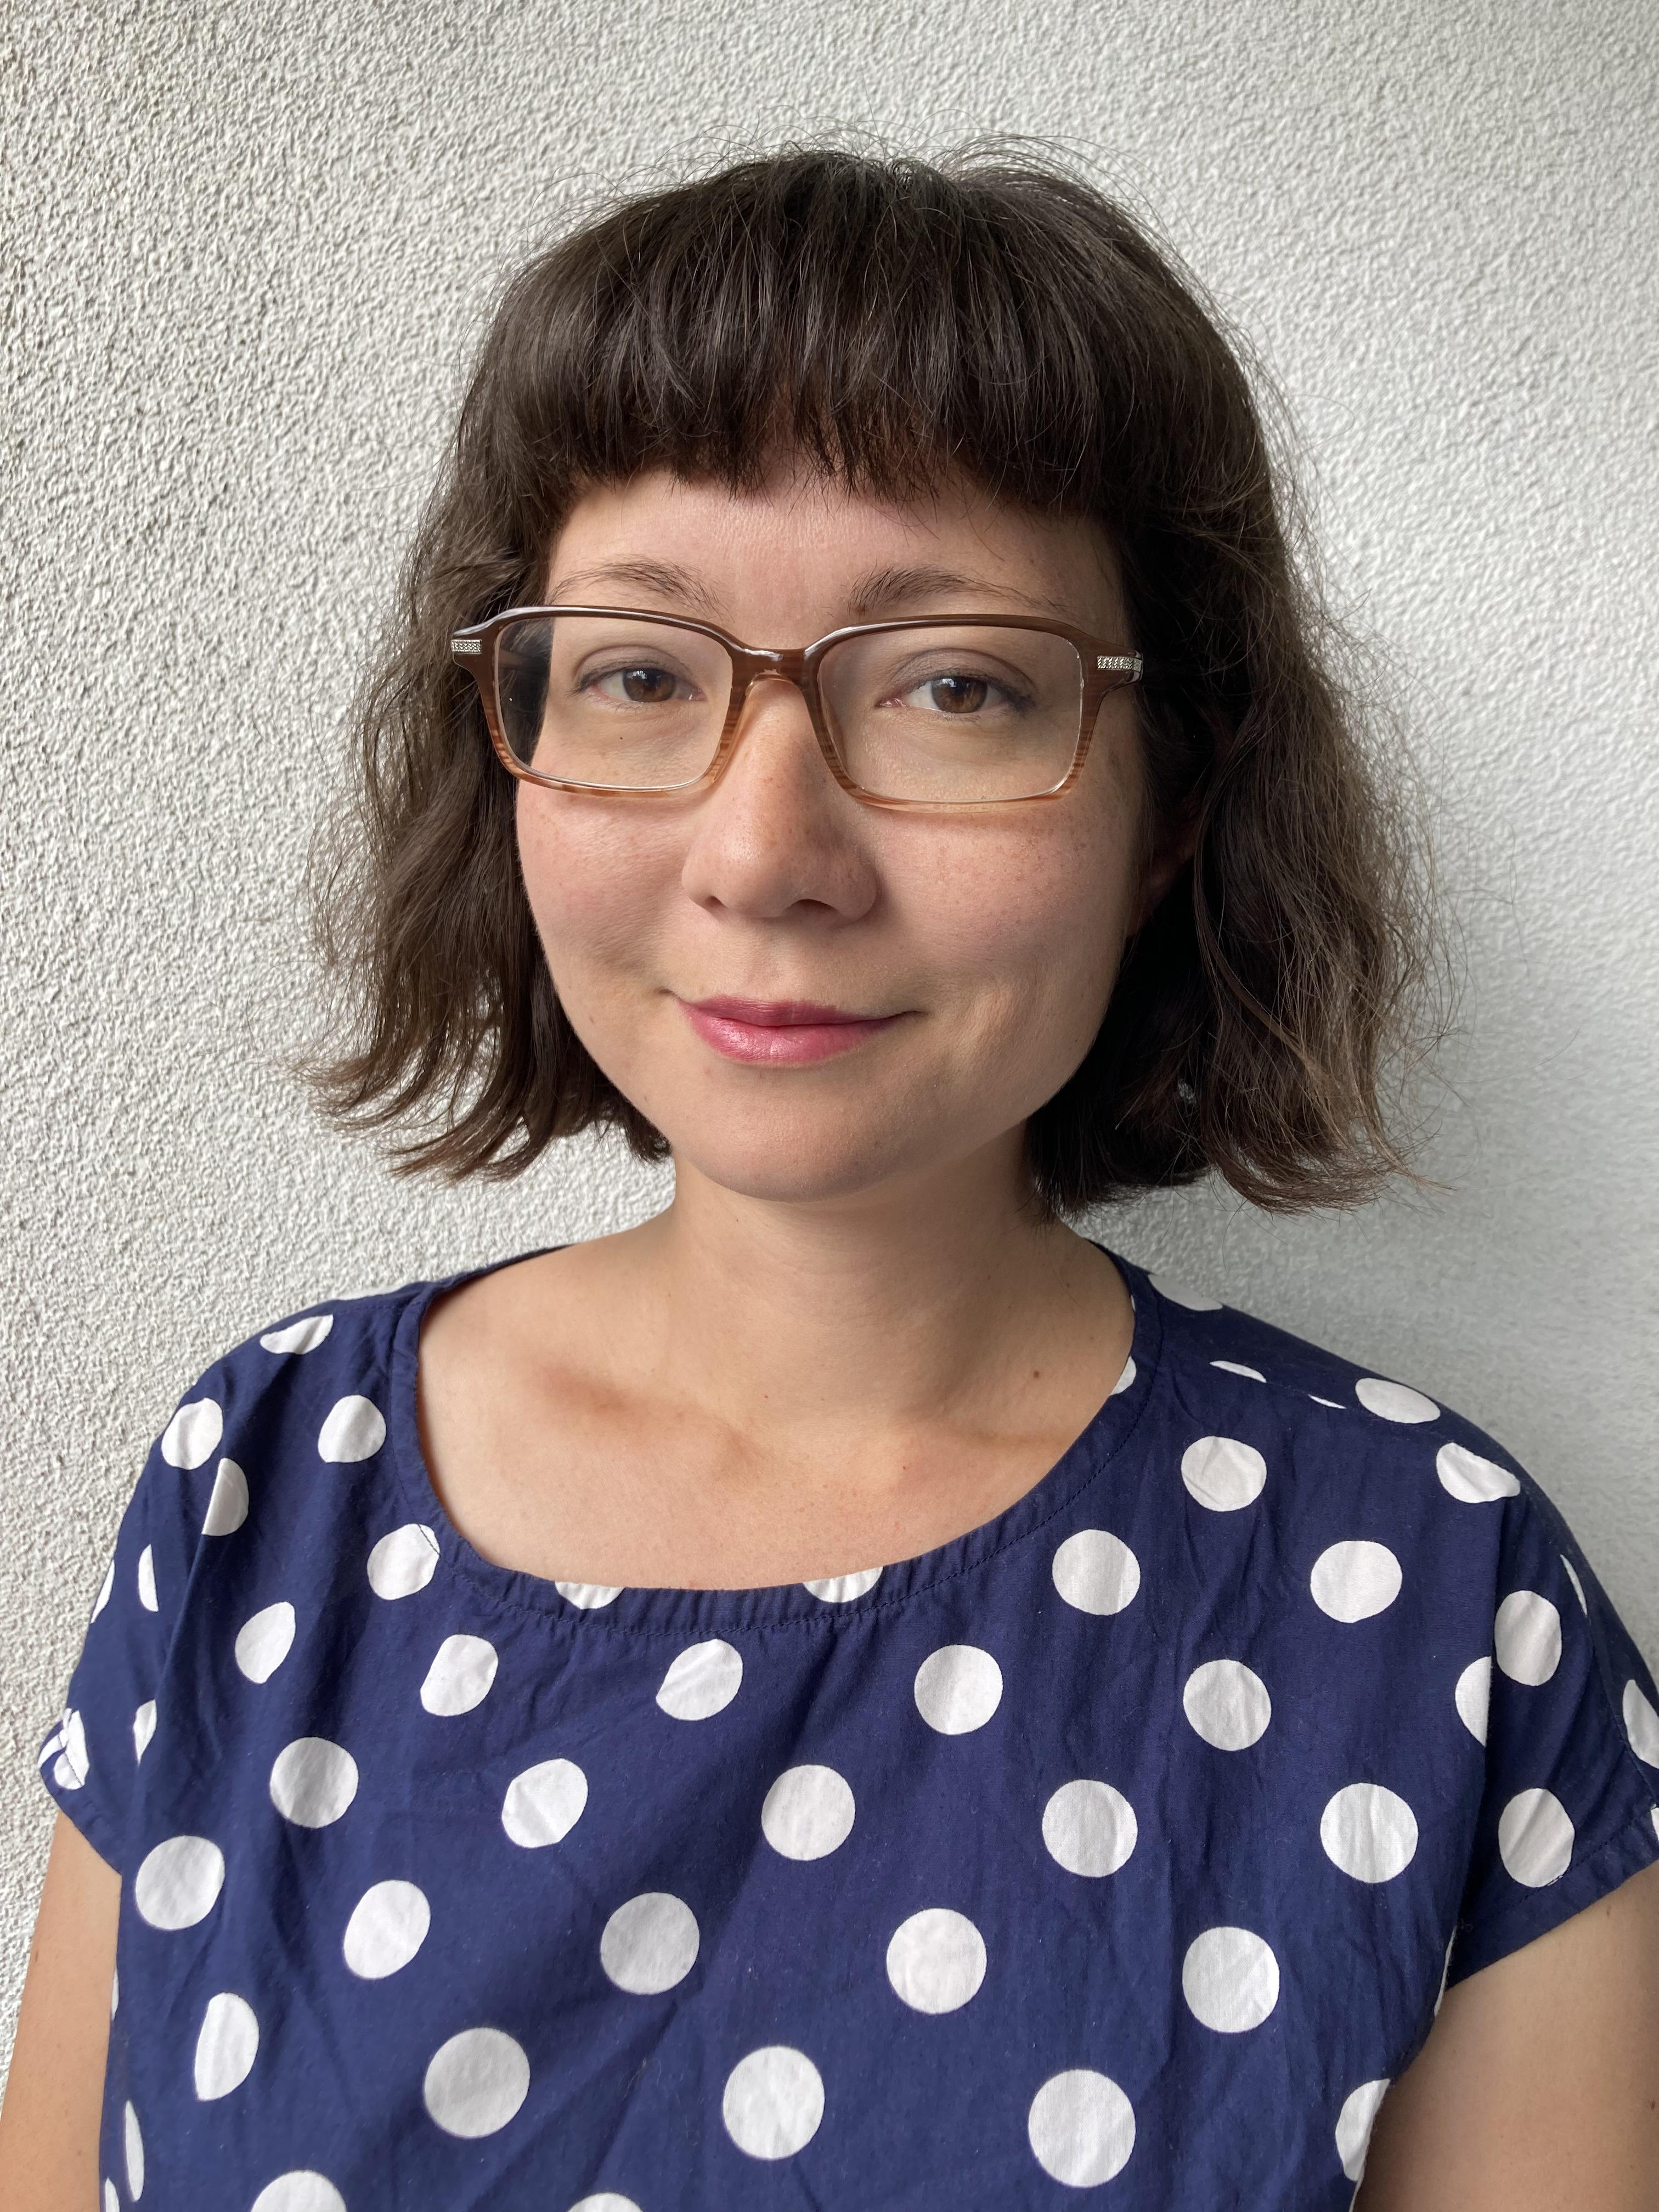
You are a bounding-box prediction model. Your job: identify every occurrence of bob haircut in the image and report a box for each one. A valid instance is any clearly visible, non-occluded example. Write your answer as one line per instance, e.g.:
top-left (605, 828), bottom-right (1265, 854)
top-left (306, 142), bottom-right (1443, 1217)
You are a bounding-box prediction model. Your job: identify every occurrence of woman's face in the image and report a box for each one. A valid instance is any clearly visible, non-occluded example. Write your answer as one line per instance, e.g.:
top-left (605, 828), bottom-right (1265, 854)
top-left (517, 463), bottom-right (1173, 1208)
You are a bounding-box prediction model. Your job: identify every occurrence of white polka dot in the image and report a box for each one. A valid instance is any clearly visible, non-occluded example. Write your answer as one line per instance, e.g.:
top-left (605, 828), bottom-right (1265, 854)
top-left (885, 1908), bottom-right (986, 2013)
top-left (1182, 1660), bottom-right (1271, 1750)
top-left (161, 1398), bottom-right (223, 1469)
top-left (1320, 1784), bottom-right (1418, 1882)
top-left (1434, 1929), bottom-right (1455, 2015)
top-left (1335, 2078), bottom-right (1390, 2182)
top-left (1310, 1541), bottom-right (1402, 1623)
top-left (913, 1645), bottom-right (1003, 1734)
top-left (1436, 1442), bottom-right (1520, 1503)
top-left (1623, 1680), bottom-right (1659, 1765)
top-left (423, 2026), bottom-right (530, 2138)
top-left (319, 1395), bottom-right (386, 1463)
top-left (52, 1708), bottom-right (88, 1790)
top-left (1211, 1360), bottom-right (1265, 1382)
top-left (1110, 1356), bottom-right (1137, 1396)
top-left (133, 1701), bottom-right (156, 1762)
top-left (1180, 1435), bottom-right (1267, 1511)
top-left (367, 1523), bottom-right (440, 1598)
top-left (124, 2101), bottom-right (144, 2198)
top-left (259, 1313), bottom-right (335, 1355)
top-left (249, 2177), bottom-right (346, 2212)
top-left (420, 1634), bottom-right (498, 1716)
top-left (134, 1834), bottom-right (224, 1929)
top-left (1454, 1656), bottom-right (1492, 1745)
top-left (1181, 1926), bottom-right (1280, 2032)
top-left (721, 2046), bottom-right (824, 2160)
top-left (104, 2181), bottom-right (117, 2212)
top-left (110, 1963), bottom-right (118, 2018)
top-left (656, 1639), bottom-right (743, 1719)
top-left (1498, 1787), bottom-right (1574, 1885)
top-left (501, 1758), bottom-right (588, 1848)
top-left (568, 2199), bottom-right (642, 2212)
top-left (600, 1892), bottom-right (700, 1994)
top-left (1153, 1278), bottom-right (1221, 1311)
top-left (1494, 1591), bottom-right (1561, 1685)
top-left (1310, 1396), bottom-right (1344, 1409)
top-left (202, 1458), bottom-right (249, 1535)
top-left (761, 1764), bottom-right (855, 1860)
top-left (269, 1737), bottom-right (358, 1827)
top-left (1051, 1529), bottom-right (1141, 1615)
top-left (137, 1544), bottom-right (158, 1612)
top-left (802, 1567), bottom-right (882, 1602)
top-left (1651, 1807), bottom-right (1658, 1844)
top-left (1027, 2069), bottom-right (1136, 2187)
top-left (194, 1991), bottom-right (258, 2099)
top-left (235, 1601), bottom-right (296, 1683)
top-left (1561, 1555), bottom-right (1587, 1611)
top-left (1042, 1779), bottom-right (1138, 1876)
top-left (554, 1580), bottom-right (622, 1609)
top-left (343, 1880), bottom-right (431, 1978)
top-left (91, 1559), bottom-right (114, 1621)
top-left (1355, 1376), bottom-right (1438, 1423)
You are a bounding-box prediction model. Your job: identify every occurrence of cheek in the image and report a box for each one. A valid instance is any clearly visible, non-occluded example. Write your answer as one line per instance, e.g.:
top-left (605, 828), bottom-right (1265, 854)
top-left (899, 812), bottom-right (1137, 1040)
top-left (516, 791), bottom-right (678, 974)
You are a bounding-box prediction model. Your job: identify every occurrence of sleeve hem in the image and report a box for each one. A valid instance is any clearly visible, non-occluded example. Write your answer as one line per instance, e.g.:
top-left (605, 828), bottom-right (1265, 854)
top-left (1448, 1798), bottom-right (1659, 1988)
top-left (38, 1766), bottom-right (126, 1874)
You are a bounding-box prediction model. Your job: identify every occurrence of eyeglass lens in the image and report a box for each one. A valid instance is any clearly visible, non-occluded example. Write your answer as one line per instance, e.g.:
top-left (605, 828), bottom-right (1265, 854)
top-left (494, 614), bottom-right (1090, 801)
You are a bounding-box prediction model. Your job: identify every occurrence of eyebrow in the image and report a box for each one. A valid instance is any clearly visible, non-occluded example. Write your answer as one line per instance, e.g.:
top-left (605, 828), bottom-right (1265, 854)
top-left (841, 564), bottom-right (1077, 622)
top-left (546, 561), bottom-right (724, 617)
top-left (545, 558), bottom-right (1080, 626)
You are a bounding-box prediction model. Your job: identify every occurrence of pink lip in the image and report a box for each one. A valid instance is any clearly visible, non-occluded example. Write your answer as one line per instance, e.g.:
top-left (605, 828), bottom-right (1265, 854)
top-left (678, 995), bottom-right (905, 1065)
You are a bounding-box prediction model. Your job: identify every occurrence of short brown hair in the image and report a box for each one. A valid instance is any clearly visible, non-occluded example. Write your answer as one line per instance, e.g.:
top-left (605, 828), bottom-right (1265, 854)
top-left (303, 142), bottom-right (1447, 1216)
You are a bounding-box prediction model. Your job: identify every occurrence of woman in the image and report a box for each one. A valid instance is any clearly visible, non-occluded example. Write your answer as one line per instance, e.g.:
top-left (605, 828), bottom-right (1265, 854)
top-left (4, 146), bottom-right (1656, 2210)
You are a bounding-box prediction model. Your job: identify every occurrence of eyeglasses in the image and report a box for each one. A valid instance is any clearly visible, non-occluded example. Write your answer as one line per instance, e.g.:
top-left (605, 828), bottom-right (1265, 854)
top-left (449, 606), bottom-right (1142, 808)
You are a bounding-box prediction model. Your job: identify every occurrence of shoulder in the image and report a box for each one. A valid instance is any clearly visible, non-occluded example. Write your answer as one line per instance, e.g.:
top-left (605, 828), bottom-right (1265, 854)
top-left (170, 1272), bottom-right (428, 1455)
top-left (109, 1266), bottom-right (461, 1622)
top-left (40, 1265), bottom-right (459, 1865)
top-left (1130, 1259), bottom-right (1659, 1982)
top-left (1133, 1259), bottom-right (1659, 1895)
top-left (1139, 1259), bottom-right (1549, 1519)
top-left (1129, 1255), bottom-right (1650, 1734)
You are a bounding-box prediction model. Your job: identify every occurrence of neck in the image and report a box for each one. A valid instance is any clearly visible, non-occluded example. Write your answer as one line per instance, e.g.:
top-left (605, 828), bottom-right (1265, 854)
top-left (615, 1133), bottom-right (1125, 1443)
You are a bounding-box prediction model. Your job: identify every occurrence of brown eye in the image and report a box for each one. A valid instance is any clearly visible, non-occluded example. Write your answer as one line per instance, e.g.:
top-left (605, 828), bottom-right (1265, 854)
top-left (928, 675), bottom-right (990, 714)
top-left (618, 665), bottom-right (678, 703)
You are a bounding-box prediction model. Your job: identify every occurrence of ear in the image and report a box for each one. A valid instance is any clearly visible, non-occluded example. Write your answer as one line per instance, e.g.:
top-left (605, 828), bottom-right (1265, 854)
top-left (1127, 811), bottom-right (1199, 936)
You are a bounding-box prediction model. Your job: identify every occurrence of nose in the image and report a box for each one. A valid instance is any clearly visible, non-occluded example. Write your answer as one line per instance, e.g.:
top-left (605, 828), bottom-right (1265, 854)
top-left (678, 673), bottom-right (879, 924)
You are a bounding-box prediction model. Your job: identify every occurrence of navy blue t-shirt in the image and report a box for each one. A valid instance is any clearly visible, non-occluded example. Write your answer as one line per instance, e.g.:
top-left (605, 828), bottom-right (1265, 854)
top-left (38, 1245), bottom-right (1659, 2211)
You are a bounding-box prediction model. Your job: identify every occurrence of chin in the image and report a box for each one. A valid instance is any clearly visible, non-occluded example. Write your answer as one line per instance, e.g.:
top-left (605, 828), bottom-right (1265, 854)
top-left (669, 1125), bottom-right (911, 1207)
top-left (636, 1079), bottom-right (931, 1205)
top-left (657, 1075), bottom-right (1037, 1209)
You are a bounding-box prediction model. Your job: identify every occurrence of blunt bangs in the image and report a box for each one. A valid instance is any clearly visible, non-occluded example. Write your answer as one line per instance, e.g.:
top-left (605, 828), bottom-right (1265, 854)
top-left (487, 153), bottom-right (1211, 521)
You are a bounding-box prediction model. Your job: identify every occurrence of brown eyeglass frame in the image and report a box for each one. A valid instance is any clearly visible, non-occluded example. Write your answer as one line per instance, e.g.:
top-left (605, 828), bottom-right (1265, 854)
top-left (449, 605), bottom-right (1144, 809)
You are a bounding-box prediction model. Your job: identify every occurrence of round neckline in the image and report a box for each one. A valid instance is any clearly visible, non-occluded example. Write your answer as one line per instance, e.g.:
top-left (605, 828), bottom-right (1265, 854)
top-left (386, 1237), bottom-right (1165, 1638)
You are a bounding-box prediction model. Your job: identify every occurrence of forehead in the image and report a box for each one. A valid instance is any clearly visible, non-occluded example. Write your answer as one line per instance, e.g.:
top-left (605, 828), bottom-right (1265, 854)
top-left (543, 466), bottom-right (1126, 635)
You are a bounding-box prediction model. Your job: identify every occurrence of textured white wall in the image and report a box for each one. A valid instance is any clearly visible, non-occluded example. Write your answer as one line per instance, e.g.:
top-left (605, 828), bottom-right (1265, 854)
top-left (4, 0), bottom-right (1655, 2081)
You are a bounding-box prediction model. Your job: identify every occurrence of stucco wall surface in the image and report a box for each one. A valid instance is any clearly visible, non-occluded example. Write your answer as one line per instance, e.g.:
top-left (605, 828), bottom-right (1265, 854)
top-left (3, 0), bottom-right (1656, 2085)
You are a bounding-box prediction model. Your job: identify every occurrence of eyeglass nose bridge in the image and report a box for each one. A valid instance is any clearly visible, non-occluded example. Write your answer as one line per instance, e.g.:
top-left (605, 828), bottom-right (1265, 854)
top-left (713, 650), bottom-right (847, 789)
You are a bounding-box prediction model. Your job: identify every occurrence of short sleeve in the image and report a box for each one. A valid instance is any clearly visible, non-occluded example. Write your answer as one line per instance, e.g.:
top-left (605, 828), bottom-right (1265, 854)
top-left (36, 1381), bottom-right (225, 1870)
top-left (1449, 1473), bottom-right (1659, 1985)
